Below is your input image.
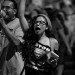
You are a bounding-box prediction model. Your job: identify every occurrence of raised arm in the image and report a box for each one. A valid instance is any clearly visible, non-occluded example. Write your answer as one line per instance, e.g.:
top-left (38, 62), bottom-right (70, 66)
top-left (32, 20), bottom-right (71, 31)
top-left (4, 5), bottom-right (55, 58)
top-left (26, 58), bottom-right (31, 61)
top-left (18, 0), bottom-right (29, 33)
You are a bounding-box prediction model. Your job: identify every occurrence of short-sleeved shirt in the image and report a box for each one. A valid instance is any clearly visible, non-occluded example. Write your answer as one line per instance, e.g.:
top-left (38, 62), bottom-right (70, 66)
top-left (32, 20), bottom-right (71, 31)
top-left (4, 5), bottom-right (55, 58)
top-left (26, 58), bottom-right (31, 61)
top-left (0, 18), bottom-right (25, 75)
top-left (24, 37), bottom-right (59, 72)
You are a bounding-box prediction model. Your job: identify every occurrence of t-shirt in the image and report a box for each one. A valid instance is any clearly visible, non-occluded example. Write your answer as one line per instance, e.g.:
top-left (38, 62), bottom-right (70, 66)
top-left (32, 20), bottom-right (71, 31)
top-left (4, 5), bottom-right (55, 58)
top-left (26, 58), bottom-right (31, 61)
top-left (0, 18), bottom-right (25, 75)
top-left (24, 38), bottom-right (59, 72)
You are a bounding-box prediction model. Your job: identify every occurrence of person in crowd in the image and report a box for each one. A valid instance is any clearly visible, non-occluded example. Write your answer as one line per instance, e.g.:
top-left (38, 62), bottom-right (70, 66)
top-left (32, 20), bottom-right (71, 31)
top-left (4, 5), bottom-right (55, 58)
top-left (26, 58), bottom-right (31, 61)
top-left (45, 7), bottom-right (72, 75)
top-left (17, 0), bottom-right (60, 75)
top-left (0, 0), bottom-right (25, 75)
top-left (60, 0), bottom-right (75, 69)
top-left (24, 0), bottom-right (48, 28)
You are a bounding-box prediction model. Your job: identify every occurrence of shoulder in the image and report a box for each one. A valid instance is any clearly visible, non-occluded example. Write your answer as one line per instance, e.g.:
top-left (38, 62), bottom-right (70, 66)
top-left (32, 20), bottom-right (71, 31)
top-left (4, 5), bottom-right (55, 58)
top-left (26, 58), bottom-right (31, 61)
top-left (12, 18), bottom-right (22, 31)
top-left (7, 18), bottom-right (20, 30)
top-left (49, 38), bottom-right (59, 51)
top-left (50, 38), bottom-right (58, 44)
top-left (13, 18), bottom-right (20, 28)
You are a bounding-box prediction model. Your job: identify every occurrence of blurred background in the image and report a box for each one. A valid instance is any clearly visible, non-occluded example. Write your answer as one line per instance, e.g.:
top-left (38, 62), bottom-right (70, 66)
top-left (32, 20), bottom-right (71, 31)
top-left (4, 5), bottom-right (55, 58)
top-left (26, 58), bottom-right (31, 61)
top-left (0, 0), bottom-right (75, 75)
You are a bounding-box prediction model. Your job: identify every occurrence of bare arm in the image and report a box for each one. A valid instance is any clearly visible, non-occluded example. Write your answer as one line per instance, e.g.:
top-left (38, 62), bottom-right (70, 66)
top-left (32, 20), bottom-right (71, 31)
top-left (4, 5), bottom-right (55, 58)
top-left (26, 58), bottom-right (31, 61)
top-left (50, 38), bottom-right (59, 60)
top-left (0, 18), bottom-right (21, 46)
top-left (18, 0), bottom-right (29, 33)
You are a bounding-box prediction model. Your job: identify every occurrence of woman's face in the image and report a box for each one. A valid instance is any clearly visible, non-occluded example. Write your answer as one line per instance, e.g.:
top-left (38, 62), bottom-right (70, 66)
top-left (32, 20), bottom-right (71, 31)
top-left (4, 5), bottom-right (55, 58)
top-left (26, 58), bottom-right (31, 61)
top-left (34, 16), bottom-right (48, 36)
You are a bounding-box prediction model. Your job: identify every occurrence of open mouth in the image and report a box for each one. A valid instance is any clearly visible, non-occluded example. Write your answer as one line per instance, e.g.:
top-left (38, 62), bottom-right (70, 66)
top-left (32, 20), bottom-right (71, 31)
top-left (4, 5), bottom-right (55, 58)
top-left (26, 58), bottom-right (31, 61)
top-left (35, 27), bottom-right (41, 30)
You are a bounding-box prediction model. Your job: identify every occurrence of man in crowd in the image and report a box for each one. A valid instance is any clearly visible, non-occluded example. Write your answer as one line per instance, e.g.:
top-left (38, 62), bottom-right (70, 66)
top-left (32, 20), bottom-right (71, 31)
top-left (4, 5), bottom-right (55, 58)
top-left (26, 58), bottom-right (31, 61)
top-left (0, 0), bottom-right (25, 75)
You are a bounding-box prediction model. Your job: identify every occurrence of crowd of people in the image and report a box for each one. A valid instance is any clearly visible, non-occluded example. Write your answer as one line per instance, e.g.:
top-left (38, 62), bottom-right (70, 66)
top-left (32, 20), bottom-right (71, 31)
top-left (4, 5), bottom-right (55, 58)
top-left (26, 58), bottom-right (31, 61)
top-left (0, 0), bottom-right (75, 75)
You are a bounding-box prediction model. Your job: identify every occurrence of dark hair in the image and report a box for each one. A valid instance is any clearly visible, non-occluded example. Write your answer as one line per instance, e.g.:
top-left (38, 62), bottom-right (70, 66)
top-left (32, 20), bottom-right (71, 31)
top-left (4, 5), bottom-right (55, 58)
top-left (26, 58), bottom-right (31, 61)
top-left (24, 14), bottom-right (55, 42)
top-left (3, 0), bottom-right (18, 17)
top-left (22, 14), bottom-right (55, 59)
top-left (4, 0), bottom-right (17, 9)
top-left (22, 14), bottom-right (56, 60)
top-left (33, 14), bottom-right (53, 37)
